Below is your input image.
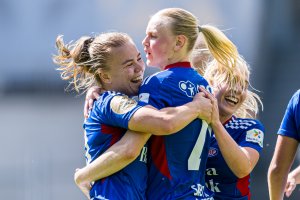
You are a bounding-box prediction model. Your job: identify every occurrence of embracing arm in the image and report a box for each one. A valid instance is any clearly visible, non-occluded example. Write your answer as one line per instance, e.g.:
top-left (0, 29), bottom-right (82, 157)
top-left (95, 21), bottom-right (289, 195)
top-left (211, 121), bottom-right (259, 178)
top-left (128, 92), bottom-right (212, 135)
top-left (74, 131), bottom-right (151, 188)
top-left (268, 135), bottom-right (298, 200)
top-left (200, 87), bottom-right (259, 178)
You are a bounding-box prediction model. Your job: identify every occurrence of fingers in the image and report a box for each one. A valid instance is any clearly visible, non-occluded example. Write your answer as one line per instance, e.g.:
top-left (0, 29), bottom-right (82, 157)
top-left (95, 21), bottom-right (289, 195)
top-left (84, 98), bottom-right (94, 118)
top-left (199, 86), bottom-right (214, 99)
top-left (285, 180), bottom-right (296, 197)
top-left (92, 91), bottom-right (100, 99)
top-left (88, 99), bottom-right (94, 111)
top-left (195, 92), bottom-right (206, 97)
top-left (84, 101), bottom-right (89, 119)
top-left (199, 87), bottom-right (218, 110)
top-left (84, 88), bottom-right (101, 118)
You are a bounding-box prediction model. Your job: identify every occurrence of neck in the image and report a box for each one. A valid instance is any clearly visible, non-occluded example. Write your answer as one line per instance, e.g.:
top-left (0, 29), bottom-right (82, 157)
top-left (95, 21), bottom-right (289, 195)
top-left (164, 53), bottom-right (190, 67)
top-left (219, 114), bottom-right (233, 124)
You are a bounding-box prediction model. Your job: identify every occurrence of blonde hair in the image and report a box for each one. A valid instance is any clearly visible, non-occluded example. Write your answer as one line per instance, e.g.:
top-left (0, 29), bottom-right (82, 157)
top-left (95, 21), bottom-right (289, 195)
top-left (53, 32), bottom-right (132, 93)
top-left (155, 8), bottom-right (238, 69)
top-left (204, 56), bottom-right (263, 118)
top-left (190, 35), bottom-right (212, 74)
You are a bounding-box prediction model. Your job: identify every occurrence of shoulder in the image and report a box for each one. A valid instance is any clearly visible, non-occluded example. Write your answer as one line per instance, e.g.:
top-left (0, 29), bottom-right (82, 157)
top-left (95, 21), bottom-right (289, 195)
top-left (109, 94), bottom-right (138, 115)
top-left (95, 91), bottom-right (137, 113)
top-left (141, 70), bottom-right (172, 86)
top-left (95, 91), bottom-right (121, 106)
top-left (230, 117), bottom-right (264, 148)
top-left (225, 117), bottom-right (264, 132)
top-left (293, 89), bottom-right (300, 97)
top-left (289, 89), bottom-right (300, 107)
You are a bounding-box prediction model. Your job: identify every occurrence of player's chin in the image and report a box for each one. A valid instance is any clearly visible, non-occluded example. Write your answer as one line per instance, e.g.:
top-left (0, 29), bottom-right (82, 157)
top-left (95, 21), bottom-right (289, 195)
top-left (129, 85), bottom-right (140, 96)
top-left (146, 58), bottom-right (154, 67)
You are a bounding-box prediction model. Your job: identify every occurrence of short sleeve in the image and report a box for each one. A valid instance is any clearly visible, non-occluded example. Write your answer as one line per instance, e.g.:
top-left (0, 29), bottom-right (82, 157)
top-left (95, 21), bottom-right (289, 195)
top-left (278, 90), bottom-right (300, 141)
top-left (238, 120), bottom-right (265, 153)
top-left (93, 92), bottom-right (142, 129)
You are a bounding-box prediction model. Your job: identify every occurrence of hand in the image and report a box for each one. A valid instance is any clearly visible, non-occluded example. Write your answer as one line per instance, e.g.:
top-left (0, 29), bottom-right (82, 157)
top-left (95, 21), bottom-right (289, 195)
top-left (199, 87), bottom-right (220, 126)
top-left (285, 175), bottom-right (297, 197)
top-left (192, 91), bottom-right (212, 123)
top-left (74, 168), bottom-right (91, 199)
top-left (84, 86), bottom-right (104, 118)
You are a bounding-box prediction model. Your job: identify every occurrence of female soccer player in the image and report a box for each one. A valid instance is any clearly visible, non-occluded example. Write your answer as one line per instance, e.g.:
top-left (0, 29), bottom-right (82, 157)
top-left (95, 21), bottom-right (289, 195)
top-left (196, 55), bottom-right (264, 200)
top-left (268, 89), bottom-right (300, 200)
top-left (77, 7), bottom-right (239, 199)
top-left (139, 8), bottom-right (240, 199)
top-left (54, 32), bottom-right (212, 199)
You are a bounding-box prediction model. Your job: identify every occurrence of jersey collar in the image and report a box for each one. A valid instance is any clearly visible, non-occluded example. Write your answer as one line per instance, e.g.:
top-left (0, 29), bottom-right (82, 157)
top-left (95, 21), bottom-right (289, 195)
top-left (223, 115), bottom-right (235, 125)
top-left (164, 62), bottom-right (191, 70)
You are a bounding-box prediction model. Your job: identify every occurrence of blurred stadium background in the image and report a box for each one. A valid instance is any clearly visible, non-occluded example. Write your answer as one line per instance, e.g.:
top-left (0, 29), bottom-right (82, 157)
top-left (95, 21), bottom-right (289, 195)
top-left (0, 0), bottom-right (299, 199)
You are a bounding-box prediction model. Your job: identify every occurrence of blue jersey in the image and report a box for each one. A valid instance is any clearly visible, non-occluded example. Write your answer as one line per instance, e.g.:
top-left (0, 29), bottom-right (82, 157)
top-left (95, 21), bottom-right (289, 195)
top-left (205, 116), bottom-right (264, 200)
top-left (84, 91), bottom-right (148, 200)
top-left (138, 62), bottom-right (214, 200)
top-left (278, 89), bottom-right (300, 141)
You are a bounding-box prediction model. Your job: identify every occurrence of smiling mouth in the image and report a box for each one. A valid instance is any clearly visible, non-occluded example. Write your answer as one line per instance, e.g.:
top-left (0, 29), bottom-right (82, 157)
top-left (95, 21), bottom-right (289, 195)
top-left (131, 75), bottom-right (143, 84)
top-left (225, 96), bottom-right (239, 105)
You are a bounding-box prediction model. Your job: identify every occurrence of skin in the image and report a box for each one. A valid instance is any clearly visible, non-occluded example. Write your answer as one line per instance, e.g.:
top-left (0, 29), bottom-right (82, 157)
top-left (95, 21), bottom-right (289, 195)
top-left (142, 15), bottom-right (189, 69)
top-left (75, 20), bottom-right (213, 197)
top-left (285, 165), bottom-right (300, 197)
top-left (77, 13), bottom-right (255, 198)
top-left (77, 39), bottom-right (145, 199)
top-left (268, 135), bottom-right (298, 200)
top-left (201, 80), bottom-right (260, 178)
top-left (100, 40), bottom-right (145, 96)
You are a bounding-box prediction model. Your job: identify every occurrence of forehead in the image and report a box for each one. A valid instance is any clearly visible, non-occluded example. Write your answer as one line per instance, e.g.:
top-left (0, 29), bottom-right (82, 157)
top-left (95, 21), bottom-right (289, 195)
top-left (146, 15), bottom-right (172, 33)
top-left (108, 41), bottom-right (139, 64)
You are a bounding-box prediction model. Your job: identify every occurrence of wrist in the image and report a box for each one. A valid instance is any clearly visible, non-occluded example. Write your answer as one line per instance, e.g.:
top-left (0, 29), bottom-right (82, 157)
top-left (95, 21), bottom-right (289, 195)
top-left (187, 101), bottom-right (201, 116)
top-left (211, 120), bottom-right (223, 130)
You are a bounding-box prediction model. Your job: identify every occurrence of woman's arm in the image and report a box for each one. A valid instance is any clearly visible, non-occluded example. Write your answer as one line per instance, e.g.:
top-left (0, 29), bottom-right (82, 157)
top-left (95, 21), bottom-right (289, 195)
top-left (285, 165), bottom-right (300, 197)
top-left (211, 121), bottom-right (259, 178)
top-left (128, 92), bottom-right (212, 135)
top-left (84, 86), bottom-right (213, 135)
top-left (268, 135), bottom-right (298, 200)
top-left (84, 86), bottom-right (103, 118)
top-left (74, 130), bottom-right (151, 189)
top-left (200, 87), bottom-right (259, 178)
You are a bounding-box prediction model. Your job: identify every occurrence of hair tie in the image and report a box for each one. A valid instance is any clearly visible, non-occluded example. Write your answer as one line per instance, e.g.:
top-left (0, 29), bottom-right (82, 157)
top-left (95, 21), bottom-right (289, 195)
top-left (198, 26), bottom-right (202, 33)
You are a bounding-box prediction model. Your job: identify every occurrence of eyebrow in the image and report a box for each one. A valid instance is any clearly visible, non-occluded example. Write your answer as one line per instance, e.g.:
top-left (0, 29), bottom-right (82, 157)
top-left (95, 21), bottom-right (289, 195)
top-left (121, 53), bottom-right (141, 65)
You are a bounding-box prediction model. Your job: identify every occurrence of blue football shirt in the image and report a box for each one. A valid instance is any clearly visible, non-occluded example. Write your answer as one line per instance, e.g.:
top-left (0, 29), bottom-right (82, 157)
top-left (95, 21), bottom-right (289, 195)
top-left (278, 89), bottom-right (300, 141)
top-left (205, 116), bottom-right (264, 200)
top-left (138, 62), bottom-right (214, 200)
top-left (84, 91), bottom-right (148, 200)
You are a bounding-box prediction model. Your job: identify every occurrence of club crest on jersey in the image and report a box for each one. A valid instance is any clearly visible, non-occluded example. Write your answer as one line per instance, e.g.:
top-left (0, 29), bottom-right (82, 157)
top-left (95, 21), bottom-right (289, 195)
top-left (208, 147), bottom-right (218, 157)
top-left (139, 93), bottom-right (150, 103)
top-left (179, 80), bottom-right (196, 97)
top-left (110, 95), bottom-right (138, 114)
top-left (246, 128), bottom-right (264, 147)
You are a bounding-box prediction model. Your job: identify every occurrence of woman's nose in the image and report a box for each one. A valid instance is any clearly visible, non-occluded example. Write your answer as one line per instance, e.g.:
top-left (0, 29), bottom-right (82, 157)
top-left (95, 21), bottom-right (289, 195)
top-left (142, 35), bottom-right (149, 47)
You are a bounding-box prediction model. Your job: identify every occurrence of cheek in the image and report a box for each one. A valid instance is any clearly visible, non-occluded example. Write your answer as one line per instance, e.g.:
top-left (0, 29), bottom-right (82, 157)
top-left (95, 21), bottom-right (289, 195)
top-left (151, 41), bottom-right (162, 54)
top-left (240, 92), bottom-right (247, 103)
top-left (214, 92), bottom-right (223, 104)
top-left (124, 68), bottom-right (135, 80)
top-left (152, 38), bottom-right (169, 53)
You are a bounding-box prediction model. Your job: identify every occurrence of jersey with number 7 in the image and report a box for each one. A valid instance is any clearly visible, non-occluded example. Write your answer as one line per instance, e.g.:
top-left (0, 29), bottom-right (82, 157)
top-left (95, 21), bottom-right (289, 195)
top-left (138, 62), bottom-right (214, 200)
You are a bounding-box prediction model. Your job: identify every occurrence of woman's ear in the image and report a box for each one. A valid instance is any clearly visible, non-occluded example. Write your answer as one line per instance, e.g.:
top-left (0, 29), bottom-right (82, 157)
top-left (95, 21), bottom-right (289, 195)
top-left (174, 35), bottom-right (187, 51)
top-left (99, 70), bottom-right (112, 84)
